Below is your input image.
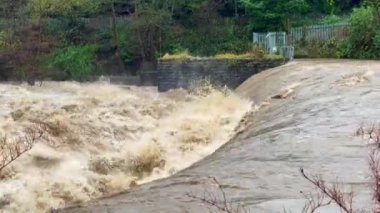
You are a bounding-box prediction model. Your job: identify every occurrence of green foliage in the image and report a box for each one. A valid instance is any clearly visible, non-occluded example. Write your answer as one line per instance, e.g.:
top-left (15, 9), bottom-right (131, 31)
top-left (319, 38), bottom-right (349, 58)
top-left (48, 44), bottom-right (98, 81)
top-left (0, 30), bottom-right (8, 50)
top-left (28, 0), bottom-right (99, 19)
top-left (168, 18), bottom-right (251, 56)
top-left (374, 31), bottom-right (380, 49)
top-left (294, 40), bottom-right (321, 58)
top-left (42, 18), bottom-right (91, 44)
top-left (307, 0), bottom-right (356, 14)
top-left (0, 30), bottom-right (19, 50)
top-left (295, 5), bottom-right (380, 59)
top-left (166, 43), bottom-right (186, 55)
top-left (240, 0), bottom-right (310, 31)
top-left (319, 38), bottom-right (336, 58)
top-left (346, 6), bottom-right (377, 58)
top-left (319, 14), bottom-right (345, 25)
top-left (117, 24), bottom-right (140, 64)
top-left (323, 0), bottom-right (338, 14)
top-left (1, 0), bottom-right (378, 79)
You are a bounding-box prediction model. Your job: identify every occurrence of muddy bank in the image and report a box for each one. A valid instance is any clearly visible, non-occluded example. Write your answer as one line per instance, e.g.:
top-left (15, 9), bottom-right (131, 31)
top-left (60, 59), bottom-right (380, 212)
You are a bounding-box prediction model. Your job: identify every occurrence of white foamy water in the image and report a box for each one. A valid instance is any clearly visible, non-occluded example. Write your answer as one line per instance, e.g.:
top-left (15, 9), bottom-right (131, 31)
top-left (0, 81), bottom-right (252, 212)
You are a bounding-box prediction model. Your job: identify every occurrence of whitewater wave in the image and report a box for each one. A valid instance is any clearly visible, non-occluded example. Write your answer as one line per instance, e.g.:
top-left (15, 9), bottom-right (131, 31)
top-left (0, 82), bottom-right (252, 212)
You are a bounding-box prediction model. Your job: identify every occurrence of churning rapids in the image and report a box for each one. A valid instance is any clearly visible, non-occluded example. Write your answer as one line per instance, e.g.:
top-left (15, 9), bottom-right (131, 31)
top-left (60, 60), bottom-right (380, 213)
top-left (2, 59), bottom-right (380, 213)
top-left (0, 81), bottom-right (252, 212)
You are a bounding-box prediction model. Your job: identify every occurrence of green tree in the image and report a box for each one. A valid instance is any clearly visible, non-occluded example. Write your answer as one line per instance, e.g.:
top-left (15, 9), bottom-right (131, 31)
top-left (363, 0), bottom-right (380, 27)
top-left (49, 44), bottom-right (98, 80)
top-left (240, 0), bottom-right (310, 32)
top-left (28, 0), bottom-right (100, 19)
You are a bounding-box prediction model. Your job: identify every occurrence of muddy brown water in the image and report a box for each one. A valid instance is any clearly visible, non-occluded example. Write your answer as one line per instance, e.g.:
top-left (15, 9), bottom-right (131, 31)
top-left (62, 59), bottom-right (380, 212)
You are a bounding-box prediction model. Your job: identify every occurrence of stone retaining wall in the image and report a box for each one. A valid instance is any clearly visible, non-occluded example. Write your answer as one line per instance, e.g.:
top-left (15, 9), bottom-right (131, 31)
top-left (157, 58), bottom-right (285, 92)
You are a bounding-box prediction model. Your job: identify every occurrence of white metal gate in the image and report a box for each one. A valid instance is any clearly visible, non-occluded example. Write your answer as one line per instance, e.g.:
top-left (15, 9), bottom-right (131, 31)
top-left (253, 31), bottom-right (293, 60)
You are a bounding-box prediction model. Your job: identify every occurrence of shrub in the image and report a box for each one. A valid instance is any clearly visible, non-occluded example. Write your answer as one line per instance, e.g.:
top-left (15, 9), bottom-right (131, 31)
top-left (0, 30), bottom-right (8, 50)
top-left (296, 6), bottom-right (379, 60)
top-left (117, 24), bottom-right (140, 64)
top-left (294, 40), bottom-right (322, 58)
top-left (0, 30), bottom-right (19, 51)
top-left (320, 38), bottom-right (342, 58)
top-left (42, 19), bottom-right (68, 37)
top-left (346, 7), bottom-right (377, 58)
top-left (48, 44), bottom-right (98, 81)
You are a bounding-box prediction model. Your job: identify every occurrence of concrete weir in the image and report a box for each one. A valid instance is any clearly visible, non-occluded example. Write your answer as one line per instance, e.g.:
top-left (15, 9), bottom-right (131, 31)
top-left (61, 60), bottom-right (380, 212)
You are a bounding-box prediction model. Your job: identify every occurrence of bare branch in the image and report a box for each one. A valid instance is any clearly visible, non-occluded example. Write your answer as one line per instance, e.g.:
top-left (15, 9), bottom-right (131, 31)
top-left (0, 123), bottom-right (45, 172)
top-left (300, 168), bottom-right (354, 213)
top-left (300, 190), bottom-right (332, 213)
top-left (186, 177), bottom-right (247, 213)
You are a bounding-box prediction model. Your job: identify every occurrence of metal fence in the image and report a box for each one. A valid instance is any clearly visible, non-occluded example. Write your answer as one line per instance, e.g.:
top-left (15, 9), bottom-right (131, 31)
top-left (253, 31), bottom-right (293, 59)
top-left (253, 32), bottom-right (287, 54)
top-left (290, 23), bottom-right (349, 44)
top-left (252, 32), bottom-right (267, 51)
top-left (253, 23), bottom-right (350, 60)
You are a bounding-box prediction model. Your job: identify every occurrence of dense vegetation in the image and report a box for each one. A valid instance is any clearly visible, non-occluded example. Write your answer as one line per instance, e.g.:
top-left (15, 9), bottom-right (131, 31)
top-left (0, 0), bottom-right (378, 81)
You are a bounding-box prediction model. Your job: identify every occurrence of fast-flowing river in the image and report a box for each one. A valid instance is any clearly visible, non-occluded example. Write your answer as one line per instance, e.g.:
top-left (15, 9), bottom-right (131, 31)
top-left (0, 81), bottom-right (252, 212)
top-left (62, 59), bottom-right (380, 213)
top-left (1, 59), bottom-right (379, 213)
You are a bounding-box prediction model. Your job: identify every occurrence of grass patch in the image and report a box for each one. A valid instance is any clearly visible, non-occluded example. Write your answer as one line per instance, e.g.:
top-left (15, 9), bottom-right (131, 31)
top-left (160, 51), bottom-right (194, 61)
top-left (160, 51), bottom-right (283, 61)
top-left (213, 52), bottom-right (262, 59)
top-left (213, 52), bottom-right (283, 60)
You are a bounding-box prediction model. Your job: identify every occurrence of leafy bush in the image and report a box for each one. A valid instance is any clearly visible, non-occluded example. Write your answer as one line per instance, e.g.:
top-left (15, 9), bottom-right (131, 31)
top-left (41, 18), bottom-right (69, 38)
top-left (28, 0), bottom-right (100, 19)
top-left (117, 25), bottom-right (139, 64)
top-left (302, 6), bottom-right (380, 59)
top-left (0, 30), bottom-right (19, 50)
top-left (48, 44), bottom-right (98, 81)
top-left (0, 30), bottom-right (8, 50)
top-left (319, 38), bottom-right (340, 58)
top-left (335, 39), bottom-right (351, 58)
top-left (294, 40), bottom-right (322, 58)
top-left (346, 7), bottom-right (377, 59)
